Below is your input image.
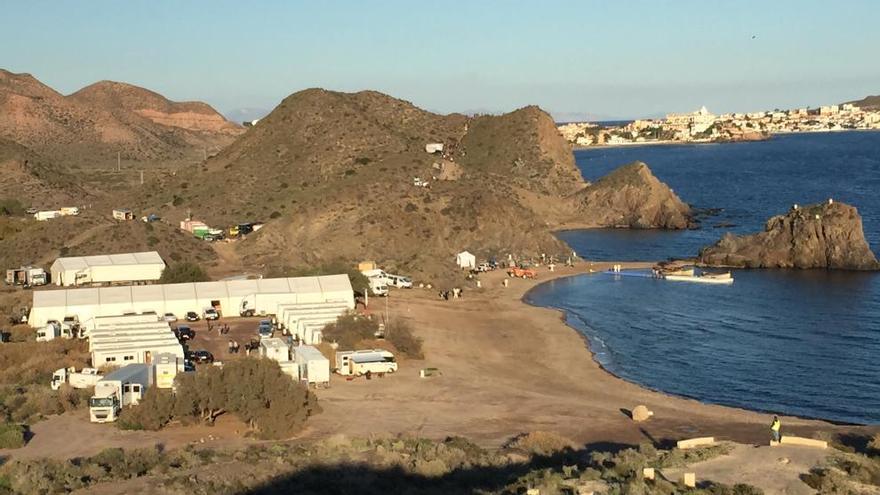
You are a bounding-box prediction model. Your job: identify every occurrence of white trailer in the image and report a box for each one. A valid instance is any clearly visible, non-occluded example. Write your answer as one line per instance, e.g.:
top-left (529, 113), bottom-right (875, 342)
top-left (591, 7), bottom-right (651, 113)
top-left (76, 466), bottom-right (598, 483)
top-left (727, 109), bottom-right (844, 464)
top-left (5, 266), bottom-right (48, 286)
top-left (89, 364), bottom-right (153, 423)
top-left (335, 349), bottom-right (398, 376)
top-left (90, 313), bottom-right (161, 328)
top-left (91, 339), bottom-right (183, 368)
top-left (293, 345), bottom-right (329, 386)
top-left (154, 352), bottom-right (181, 389)
top-left (50, 367), bottom-right (103, 390)
top-left (34, 210), bottom-right (62, 221)
top-left (259, 337), bottom-right (290, 362)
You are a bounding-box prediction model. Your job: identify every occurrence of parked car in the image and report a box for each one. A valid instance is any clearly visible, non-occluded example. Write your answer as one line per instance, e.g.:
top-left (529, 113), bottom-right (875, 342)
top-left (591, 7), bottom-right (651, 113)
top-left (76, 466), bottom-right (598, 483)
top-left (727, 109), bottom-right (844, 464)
top-left (258, 320), bottom-right (273, 338)
top-left (186, 350), bottom-right (214, 364)
top-left (163, 313), bottom-right (177, 323)
top-left (204, 308), bottom-right (220, 320)
top-left (475, 262), bottom-right (492, 272)
top-left (388, 275), bottom-right (413, 288)
top-left (174, 325), bottom-right (195, 341)
top-left (185, 311), bottom-right (200, 322)
top-left (183, 360), bottom-right (196, 372)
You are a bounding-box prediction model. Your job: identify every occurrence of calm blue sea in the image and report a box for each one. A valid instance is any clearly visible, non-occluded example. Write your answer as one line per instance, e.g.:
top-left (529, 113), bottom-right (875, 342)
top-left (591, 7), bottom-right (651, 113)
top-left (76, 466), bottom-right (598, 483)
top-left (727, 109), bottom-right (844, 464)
top-left (529, 131), bottom-right (880, 424)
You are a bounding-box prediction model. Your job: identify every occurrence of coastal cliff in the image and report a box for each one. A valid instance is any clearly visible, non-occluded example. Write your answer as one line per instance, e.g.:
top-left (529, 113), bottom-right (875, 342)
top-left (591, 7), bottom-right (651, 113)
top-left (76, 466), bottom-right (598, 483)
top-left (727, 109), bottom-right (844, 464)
top-left (576, 162), bottom-right (693, 229)
top-left (699, 201), bottom-right (880, 270)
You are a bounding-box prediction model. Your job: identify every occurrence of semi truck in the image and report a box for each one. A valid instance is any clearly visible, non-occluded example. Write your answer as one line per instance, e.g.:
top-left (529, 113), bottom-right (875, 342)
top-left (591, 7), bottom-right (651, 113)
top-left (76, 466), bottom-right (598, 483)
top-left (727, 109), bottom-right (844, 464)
top-left (50, 367), bottom-right (103, 390)
top-left (89, 363), bottom-right (154, 423)
top-left (5, 266), bottom-right (47, 286)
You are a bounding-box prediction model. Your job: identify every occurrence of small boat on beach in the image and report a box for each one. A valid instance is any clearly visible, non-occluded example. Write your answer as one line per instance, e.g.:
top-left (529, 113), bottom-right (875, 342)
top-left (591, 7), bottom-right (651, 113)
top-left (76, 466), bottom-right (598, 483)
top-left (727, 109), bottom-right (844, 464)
top-left (665, 271), bottom-right (734, 285)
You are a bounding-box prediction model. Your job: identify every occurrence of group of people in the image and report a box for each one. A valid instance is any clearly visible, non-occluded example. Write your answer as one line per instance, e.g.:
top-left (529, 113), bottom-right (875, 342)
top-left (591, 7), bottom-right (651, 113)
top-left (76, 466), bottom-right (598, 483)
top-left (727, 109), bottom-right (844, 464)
top-left (438, 287), bottom-right (464, 301)
top-left (227, 339), bottom-right (241, 354)
top-left (207, 321), bottom-right (231, 334)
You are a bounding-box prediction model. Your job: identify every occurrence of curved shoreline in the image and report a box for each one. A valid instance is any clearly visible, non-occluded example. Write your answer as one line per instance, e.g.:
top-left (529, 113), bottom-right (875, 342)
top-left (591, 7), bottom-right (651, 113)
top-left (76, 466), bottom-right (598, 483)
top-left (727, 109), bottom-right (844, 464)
top-left (521, 267), bottom-right (865, 426)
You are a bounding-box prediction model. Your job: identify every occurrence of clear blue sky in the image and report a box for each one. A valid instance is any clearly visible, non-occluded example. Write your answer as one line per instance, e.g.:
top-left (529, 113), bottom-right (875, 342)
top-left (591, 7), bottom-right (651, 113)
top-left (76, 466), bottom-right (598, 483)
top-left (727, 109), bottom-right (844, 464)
top-left (3, 0), bottom-right (878, 120)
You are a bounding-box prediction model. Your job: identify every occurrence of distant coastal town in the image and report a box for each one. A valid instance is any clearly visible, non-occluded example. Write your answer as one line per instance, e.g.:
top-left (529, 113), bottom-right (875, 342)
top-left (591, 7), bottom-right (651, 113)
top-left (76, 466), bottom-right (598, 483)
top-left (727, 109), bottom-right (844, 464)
top-left (558, 102), bottom-right (880, 147)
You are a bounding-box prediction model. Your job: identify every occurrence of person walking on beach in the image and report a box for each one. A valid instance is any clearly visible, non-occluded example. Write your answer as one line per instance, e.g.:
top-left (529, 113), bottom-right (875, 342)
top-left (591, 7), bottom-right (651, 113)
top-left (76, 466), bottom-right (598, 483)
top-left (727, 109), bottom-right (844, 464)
top-left (770, 415), bottom-right (781, 443)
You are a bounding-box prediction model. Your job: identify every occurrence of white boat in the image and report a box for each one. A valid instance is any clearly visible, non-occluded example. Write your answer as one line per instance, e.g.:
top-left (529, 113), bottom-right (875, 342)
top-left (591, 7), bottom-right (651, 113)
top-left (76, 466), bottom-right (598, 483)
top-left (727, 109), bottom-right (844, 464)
top-left (664, 271), bottom-right (733, 285)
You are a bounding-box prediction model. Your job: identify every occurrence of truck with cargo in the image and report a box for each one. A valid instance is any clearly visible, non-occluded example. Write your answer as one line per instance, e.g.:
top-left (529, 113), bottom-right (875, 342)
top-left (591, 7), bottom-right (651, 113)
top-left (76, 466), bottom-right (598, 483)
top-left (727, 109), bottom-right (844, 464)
top-left (335, 349), bottom-right (398, 376)
top-left (50, 367), bottom-right (103, 390)
top-left (5, 266), bottom-right (48, 286)
top-left (89, 363), bottom-right (154, 423)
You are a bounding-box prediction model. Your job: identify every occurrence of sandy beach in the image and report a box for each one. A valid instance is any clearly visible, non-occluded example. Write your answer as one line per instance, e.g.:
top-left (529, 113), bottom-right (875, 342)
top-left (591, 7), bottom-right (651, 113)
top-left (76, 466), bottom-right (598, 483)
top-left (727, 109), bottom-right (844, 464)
top-left (304, 260), bottom-right (870, 447)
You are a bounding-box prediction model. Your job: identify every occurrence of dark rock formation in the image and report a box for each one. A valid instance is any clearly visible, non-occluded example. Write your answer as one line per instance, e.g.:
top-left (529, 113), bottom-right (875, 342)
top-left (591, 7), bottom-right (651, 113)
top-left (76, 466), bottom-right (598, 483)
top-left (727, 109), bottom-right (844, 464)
top-left (577, 162), bottom-right (693, 229)
top-left (699, 201), bottom-right (879, 270)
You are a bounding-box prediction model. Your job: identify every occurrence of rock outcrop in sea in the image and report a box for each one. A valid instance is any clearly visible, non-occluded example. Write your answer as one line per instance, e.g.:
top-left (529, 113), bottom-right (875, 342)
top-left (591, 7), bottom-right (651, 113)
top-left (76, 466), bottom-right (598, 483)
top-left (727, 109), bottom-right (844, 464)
top-left (577, 161), bottom-right (694, 229)
top-left (699, 201), bottom-right (880, 270)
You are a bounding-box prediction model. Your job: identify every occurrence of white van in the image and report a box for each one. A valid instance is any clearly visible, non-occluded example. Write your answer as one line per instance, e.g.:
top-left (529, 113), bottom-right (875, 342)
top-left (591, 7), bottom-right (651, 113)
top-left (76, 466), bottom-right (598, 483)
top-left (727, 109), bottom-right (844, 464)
top-left (368, 277), bottom-right (388, 296)
top-left (386, 274), bottom-right (413, 289)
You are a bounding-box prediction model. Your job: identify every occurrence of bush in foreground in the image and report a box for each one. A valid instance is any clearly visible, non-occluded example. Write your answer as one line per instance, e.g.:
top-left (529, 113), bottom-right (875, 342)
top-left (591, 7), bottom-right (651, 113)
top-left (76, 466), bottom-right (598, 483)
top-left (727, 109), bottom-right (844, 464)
top-left (120, 358), bottom-right (320, 439)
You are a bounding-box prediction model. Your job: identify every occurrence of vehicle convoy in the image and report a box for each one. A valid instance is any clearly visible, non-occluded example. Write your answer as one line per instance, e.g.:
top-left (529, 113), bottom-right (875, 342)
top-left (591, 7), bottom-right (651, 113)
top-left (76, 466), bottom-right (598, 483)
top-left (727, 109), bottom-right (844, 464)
top-left (51, 367), bottom-right (103, 390)
top-left (89, 364), bottom-right (154, 423)
top-left (5, 266), bottom-right (48, 287)
top-left (335, 349), bottom-right (398, 376)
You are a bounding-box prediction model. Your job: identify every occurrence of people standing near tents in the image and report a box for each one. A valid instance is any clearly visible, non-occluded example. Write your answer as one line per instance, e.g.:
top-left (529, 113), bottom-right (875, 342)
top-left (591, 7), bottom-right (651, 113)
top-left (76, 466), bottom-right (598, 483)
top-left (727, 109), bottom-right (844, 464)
top-left (770, 415), bottom-right (781, 443)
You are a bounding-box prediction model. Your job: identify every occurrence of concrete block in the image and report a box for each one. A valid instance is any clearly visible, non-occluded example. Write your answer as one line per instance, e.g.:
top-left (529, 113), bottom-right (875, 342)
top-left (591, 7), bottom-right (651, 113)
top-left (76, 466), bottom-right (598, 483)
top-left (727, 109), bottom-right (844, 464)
top-left (780, 436), bottom-right (828, 449)
top-left (682, 472), bottom-right (696, 488)
top-left (632, 405), bottom-right (654, 422)
top-left (676, 436), bottom-right (715, 449)
top-left (642, 467), bottom-right (655, 480)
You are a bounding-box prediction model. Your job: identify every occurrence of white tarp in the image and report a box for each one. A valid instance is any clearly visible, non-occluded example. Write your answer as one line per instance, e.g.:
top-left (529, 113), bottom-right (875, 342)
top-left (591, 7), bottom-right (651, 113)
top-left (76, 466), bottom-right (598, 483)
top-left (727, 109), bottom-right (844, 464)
top-left (30, 275), bottom-right (354, 326)
top-left (456, 251), bottom-right (476, 269)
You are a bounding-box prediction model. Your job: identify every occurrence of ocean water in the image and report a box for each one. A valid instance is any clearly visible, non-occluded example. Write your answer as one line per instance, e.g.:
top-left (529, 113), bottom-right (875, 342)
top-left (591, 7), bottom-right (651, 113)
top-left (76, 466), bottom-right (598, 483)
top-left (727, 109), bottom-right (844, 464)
top-left (530, 131), bottom-right (880, 424)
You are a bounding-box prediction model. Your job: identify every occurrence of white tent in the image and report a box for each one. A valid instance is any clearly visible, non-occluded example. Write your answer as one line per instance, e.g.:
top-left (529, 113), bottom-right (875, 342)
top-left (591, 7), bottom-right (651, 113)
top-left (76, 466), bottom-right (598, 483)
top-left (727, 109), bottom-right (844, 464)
top-left (50, 251), bottom-right (166, 286)
top-left (30, 275), bottom-right (355, 327)
top-left (456, 251), bottom-right (476, 269)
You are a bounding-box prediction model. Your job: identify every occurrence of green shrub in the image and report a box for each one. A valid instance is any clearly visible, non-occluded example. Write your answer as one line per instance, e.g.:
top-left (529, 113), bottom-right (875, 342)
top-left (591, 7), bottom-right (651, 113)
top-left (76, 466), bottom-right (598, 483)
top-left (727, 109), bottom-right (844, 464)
top-left (0, 199), bottom-right (25, 216)
top-left (386, 319), bottom-right (423, 359)
top-left (322, 314), bottom-right (379, 350)
top-left (159, 262), bottom-right (209, 283)
top-left (0, 423), bottom-right (25, 448)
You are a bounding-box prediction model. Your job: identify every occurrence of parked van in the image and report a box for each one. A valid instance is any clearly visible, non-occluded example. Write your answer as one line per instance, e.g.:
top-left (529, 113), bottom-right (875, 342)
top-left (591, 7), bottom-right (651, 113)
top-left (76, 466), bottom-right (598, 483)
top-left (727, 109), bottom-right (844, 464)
top-left (368, 277), bottom-right (388, 296)
top-left (386, 274), bottom-right (413, 289)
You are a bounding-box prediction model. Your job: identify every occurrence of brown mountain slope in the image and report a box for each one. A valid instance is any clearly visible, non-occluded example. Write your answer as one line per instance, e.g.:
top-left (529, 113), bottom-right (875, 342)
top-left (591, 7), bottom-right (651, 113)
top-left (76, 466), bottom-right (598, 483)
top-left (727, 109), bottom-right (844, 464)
top-left (846, 94), bottom-right (880, 110)
top-left (141, 89), bottom-right (690, 280)
top-left (0, 69), bottom-right (241, 167)
top-left (0, 137), bottom-right (87, 205)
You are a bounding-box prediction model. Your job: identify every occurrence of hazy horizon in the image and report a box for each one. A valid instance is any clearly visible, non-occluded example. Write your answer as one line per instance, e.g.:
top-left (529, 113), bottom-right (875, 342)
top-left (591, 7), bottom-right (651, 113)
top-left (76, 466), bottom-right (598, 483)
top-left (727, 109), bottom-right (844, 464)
top-left (3, 1), bottom-right (878, 121)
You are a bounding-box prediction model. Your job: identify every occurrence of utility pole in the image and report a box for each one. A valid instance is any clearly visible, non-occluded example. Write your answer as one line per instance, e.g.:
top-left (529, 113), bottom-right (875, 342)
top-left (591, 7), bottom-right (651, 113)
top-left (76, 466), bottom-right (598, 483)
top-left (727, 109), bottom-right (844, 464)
top-left (117, 152), bottom-right (121, 172)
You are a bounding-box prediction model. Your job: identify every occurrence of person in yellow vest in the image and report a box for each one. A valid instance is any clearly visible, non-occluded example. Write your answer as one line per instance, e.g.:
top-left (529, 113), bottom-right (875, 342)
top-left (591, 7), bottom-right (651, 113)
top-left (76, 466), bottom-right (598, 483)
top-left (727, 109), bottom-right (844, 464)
top-left (770, 415), bottom-right (781, 443)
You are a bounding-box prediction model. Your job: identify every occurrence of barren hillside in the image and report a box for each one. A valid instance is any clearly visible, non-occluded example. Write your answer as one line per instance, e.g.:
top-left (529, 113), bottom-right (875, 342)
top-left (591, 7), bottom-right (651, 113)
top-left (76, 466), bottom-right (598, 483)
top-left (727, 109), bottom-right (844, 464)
top-left (0, 69), bottom-right (242, 167)
top-left (143, 89), bottom-right (689, 280)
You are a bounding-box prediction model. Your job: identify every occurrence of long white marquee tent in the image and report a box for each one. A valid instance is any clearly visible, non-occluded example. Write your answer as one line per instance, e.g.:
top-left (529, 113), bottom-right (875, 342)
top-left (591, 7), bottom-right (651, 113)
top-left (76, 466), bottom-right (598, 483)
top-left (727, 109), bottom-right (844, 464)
top-left (30, 275), bottom-right (354, 326)
top-left (51, 251), bottom-right (166, 286)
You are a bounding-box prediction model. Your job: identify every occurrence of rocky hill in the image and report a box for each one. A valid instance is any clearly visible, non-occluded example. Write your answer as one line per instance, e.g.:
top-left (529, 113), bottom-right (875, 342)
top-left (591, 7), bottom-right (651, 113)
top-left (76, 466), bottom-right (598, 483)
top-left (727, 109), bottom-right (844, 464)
top-left (699, 201), bottom-right (879, 270)
top-left (846, 94), bottom-right (880, 110)
top-left (143, 89), bottom-right (690, 280)
top-left (574, 162), bottom-right (693, 229)
top-left (0, 69), bottom-right (242, 167)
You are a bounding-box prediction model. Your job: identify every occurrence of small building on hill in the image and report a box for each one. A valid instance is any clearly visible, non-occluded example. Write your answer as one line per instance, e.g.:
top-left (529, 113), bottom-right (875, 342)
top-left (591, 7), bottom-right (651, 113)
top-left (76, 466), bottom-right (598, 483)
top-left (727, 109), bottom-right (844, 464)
top-left (50, 251), bottom-right (166, 287)
top-left (112, 208), bottom-right (134, 221)
top-left (456, 251), bottom-right (476, 270)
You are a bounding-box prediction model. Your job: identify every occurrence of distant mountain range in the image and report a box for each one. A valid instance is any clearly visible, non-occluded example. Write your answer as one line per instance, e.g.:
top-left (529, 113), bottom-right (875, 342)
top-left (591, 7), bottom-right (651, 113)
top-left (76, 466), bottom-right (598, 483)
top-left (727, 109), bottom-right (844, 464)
top-left (0, 69), bottom-right (242, 167)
